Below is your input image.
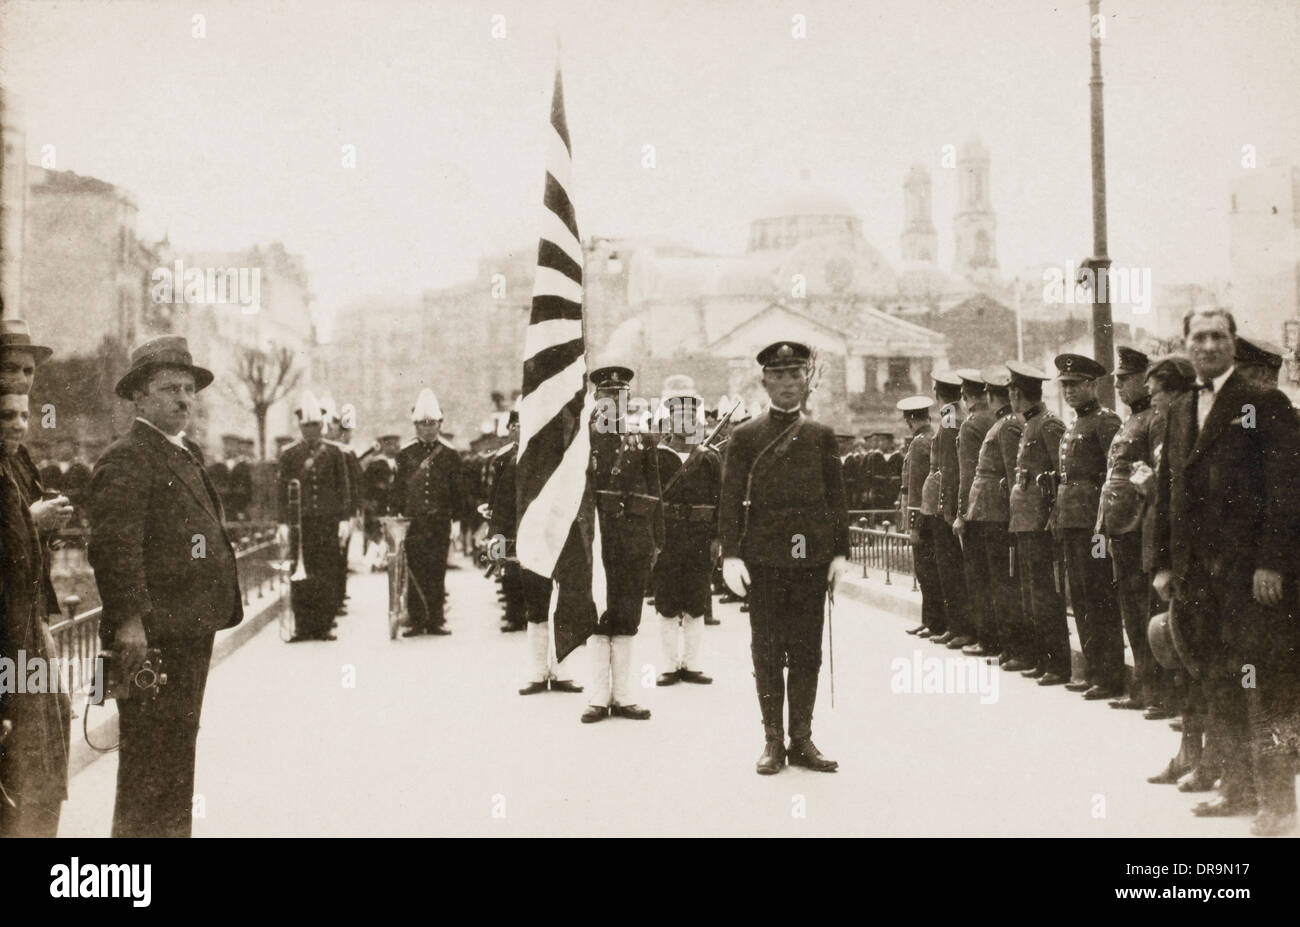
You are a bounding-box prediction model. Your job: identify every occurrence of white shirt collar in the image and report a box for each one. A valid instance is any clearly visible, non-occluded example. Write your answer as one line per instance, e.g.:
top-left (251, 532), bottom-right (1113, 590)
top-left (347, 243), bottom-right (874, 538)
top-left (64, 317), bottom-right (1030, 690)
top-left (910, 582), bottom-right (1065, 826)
top-left (1211, 366), bottom-right (1234, 393)
top-left (136, 416), bottom-right (187, 450)
top-left (769, 403), bottom-right (801, 414)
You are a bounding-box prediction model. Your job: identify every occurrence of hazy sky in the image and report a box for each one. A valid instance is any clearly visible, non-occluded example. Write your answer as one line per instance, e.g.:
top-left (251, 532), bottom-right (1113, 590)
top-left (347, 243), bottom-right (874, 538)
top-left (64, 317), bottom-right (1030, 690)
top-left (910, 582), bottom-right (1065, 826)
top-left (3, 0), bottom-right (1298, 322)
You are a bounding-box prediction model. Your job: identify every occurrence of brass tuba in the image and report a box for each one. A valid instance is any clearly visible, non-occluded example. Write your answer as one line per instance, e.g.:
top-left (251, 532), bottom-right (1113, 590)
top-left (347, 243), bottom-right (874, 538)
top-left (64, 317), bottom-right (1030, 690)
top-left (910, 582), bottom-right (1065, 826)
top-left (379, 515), bottom-right (411, 640)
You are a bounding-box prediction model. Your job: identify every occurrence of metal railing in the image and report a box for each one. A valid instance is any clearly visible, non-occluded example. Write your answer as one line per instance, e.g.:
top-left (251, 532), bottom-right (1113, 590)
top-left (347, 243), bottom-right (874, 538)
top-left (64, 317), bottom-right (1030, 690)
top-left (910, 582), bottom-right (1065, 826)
top-left (848, 521), bottom-right (917, 590)
top-left (46, 527), bottom-right (286, 697)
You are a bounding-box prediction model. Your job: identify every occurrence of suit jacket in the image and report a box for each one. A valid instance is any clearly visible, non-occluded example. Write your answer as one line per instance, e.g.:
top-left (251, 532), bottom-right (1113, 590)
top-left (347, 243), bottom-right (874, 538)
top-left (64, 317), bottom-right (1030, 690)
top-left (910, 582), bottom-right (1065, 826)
top-left (719, 409), bottom-right (849, 567)
top-left (1154, 370), bottom-right (1300, 655)
top-left (8, 444), bottom-right (62, 616)
top-left (88, 421), bottom-right (243, 642)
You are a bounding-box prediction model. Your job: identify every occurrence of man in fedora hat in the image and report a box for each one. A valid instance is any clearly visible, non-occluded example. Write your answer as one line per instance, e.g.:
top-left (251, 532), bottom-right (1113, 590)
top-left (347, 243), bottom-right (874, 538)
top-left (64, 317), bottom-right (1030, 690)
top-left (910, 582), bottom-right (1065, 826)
top-left (719, 341), bottom-right (849, 773)
top-left (87, 335), bottom-right (243, 837)
top-left (0, 319), bottom-right (74, 536)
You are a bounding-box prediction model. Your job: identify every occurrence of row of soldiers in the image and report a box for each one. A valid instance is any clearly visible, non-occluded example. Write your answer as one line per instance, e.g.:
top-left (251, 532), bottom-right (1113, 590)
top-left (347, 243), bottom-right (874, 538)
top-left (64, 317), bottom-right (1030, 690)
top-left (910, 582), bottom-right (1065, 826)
top-left (898, 315), bottom-right (1298, 835)
top-left (840, 435), bottom-right (903, 512)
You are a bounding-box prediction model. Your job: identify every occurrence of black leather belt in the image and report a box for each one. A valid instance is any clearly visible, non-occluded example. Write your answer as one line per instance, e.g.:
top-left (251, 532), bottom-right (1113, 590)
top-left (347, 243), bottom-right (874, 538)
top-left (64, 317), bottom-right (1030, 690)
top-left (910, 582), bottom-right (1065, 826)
top-left (596, 490), bottom-right (658, 518)
top-left (664, 503), bottom-right (714, 523)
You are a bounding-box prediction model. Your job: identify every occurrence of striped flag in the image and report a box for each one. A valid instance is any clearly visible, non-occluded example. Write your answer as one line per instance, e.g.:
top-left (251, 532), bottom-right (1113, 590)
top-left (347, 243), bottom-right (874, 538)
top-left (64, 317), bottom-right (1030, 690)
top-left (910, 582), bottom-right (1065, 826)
top-left (516, 67), bottom-right (603, 661)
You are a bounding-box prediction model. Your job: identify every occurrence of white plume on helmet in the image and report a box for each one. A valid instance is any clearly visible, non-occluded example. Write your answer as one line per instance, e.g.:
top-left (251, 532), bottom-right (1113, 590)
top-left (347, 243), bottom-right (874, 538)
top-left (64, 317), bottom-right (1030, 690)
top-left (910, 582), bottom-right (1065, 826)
top-left (296, 390), bottom-right (324, 424)
top-left (411, 388), bottom-right (443, 423)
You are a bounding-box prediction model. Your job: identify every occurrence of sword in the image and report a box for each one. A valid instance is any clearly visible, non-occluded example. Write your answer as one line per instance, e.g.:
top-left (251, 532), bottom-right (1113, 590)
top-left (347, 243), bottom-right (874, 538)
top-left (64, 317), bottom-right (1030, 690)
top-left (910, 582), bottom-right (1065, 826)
top-left (825, 594), bottom-right (836, 709)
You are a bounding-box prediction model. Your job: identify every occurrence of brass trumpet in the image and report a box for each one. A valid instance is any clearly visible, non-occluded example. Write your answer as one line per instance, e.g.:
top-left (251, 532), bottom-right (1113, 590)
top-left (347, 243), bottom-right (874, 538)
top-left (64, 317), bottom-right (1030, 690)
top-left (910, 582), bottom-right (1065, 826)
top-left (287, 479), bottom-right (308, 581)
top-left (379, 515), bottom-right (411, 640)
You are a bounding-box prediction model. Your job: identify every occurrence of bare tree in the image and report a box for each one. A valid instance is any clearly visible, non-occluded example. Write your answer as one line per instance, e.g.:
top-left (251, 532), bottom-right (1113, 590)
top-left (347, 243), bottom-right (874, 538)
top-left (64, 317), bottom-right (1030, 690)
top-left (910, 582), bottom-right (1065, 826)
top-left (233, 345), bottom-right (301, 459)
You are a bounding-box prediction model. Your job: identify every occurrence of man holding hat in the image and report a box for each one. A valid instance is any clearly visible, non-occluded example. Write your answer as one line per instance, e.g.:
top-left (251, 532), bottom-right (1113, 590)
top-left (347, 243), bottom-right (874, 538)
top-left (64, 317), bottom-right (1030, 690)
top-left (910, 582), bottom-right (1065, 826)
top-left (396, 388), bottom-right (466, 636)
top-left (583, 365), bottom-right (662, 723)
top-left (1052, 353), bottom-right (1123, 700)
top-left (898, 395), bottom-right (945, 639)
top-left (719, 341), bottom-right (849, 773)
top-left (962, 364), bottom-right (1028, 667)
top-left (1006, 360), bottom-right (1070, 684)
top-left (951, 368), bottom-right (999, 656)
top-left (277, 391), bottom-right (352, 640)
top-left (87, 335), bottom-right (244, 836)
top-left (922, 370), bottom-right (973, 650)
top-left (652, 374), bottom-right (719, 687)
top-left (1098, 347), bottom-right (1165, 712)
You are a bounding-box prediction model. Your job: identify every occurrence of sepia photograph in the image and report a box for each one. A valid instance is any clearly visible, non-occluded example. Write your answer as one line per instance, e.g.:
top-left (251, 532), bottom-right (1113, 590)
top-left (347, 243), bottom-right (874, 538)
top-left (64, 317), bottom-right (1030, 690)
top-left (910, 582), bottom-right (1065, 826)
top-left (1, 0), bottom-right (1298, 886)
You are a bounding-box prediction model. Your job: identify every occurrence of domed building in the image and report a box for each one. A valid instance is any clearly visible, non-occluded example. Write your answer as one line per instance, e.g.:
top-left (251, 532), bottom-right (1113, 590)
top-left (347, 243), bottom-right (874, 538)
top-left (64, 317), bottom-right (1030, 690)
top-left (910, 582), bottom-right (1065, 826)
top-left (328, 146), bottom-right (1017, 441)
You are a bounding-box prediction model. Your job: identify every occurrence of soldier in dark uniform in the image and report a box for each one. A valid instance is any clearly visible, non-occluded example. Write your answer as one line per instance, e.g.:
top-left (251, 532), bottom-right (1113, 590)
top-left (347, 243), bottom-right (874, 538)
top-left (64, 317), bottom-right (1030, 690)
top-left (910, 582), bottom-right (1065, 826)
top-left (1006, 361), bottom-right (1070, 685)
top-left (360, 434), bottom-right (399, 533)
top-left (487, 409), bottom-right (527, 633)
top-left (841, 439), bottom-right (867, 510)
top-left (1099, 348), bottom-right (1164, 712)
top-left (395, 388), bottom-right (465, 637)
top-left (652, 375), bottom-right (718, 687)
top-left (276, 392), bottom-right (352, 641)
top-left (898, 396), bottom-right (945, 639)
top-left (959, 365), bottom-right (1025, 665)
top-left (923, 371), bottom-right (972, 649)
top-left (581, 366), bottom-right (662, 723)
top-left (951, 368), bottom-right (998, 656)
top-left (719, 341), bottom-right (849, 774)
top-left (878, 433), bottom-right (903, 513)
top-left (1051, 353), bottom-right (1124, 699)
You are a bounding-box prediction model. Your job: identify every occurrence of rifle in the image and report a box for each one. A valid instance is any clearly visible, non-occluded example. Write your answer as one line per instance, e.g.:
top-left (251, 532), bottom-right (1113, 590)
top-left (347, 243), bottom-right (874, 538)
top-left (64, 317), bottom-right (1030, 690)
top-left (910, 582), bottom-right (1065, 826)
top-left (659, 398), bottom-right (743, 498)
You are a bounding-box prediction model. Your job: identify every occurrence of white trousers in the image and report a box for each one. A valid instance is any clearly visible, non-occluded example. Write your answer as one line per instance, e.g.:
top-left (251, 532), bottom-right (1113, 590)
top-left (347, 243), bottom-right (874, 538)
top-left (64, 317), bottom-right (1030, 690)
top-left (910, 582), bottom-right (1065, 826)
top-left (659, 614), bottom-right (704, 671)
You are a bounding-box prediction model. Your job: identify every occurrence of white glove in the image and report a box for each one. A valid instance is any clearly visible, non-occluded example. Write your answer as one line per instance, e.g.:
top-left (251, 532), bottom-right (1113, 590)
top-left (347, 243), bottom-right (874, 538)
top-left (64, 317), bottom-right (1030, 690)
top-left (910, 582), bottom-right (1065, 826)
top-left (1129, 461), bottom-right (1154, 496)
top-left (275, 523), bottom-right (290, 546)
top-left (827, 555), bottom-right (850, 600)
top-left (337, 520), bottom-right (350, 543)
top-left (722, 557), bottom-right (750, 597)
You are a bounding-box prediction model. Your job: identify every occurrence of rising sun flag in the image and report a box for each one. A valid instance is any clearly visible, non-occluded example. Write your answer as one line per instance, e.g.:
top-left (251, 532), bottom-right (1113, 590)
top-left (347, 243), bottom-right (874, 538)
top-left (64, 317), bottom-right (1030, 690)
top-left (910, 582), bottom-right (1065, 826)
top-left (514, 66), bottom-right (604, 661)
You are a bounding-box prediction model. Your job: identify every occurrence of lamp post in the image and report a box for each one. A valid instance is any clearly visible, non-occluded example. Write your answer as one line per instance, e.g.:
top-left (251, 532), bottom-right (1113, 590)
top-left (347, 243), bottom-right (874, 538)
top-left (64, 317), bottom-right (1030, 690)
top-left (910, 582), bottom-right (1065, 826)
top-left (1088, 0), bottom-right (1115, 408)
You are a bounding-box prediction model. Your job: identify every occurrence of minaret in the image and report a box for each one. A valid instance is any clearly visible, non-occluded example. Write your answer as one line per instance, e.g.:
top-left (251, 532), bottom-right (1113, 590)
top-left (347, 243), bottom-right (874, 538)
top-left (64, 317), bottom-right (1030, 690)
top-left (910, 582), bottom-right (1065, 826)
top-left (900, 164), bottom-right (937, 263)
top-left (952, 138), bottom-right (998, 275)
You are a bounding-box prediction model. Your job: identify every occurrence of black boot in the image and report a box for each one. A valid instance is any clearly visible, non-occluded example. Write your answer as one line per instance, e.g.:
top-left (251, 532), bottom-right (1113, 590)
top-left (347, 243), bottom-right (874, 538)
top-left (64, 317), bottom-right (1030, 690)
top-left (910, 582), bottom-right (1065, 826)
top-left (756, 726), bottom-right (785, 775)
top-left (787, 739), bottom-right (838, 772)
